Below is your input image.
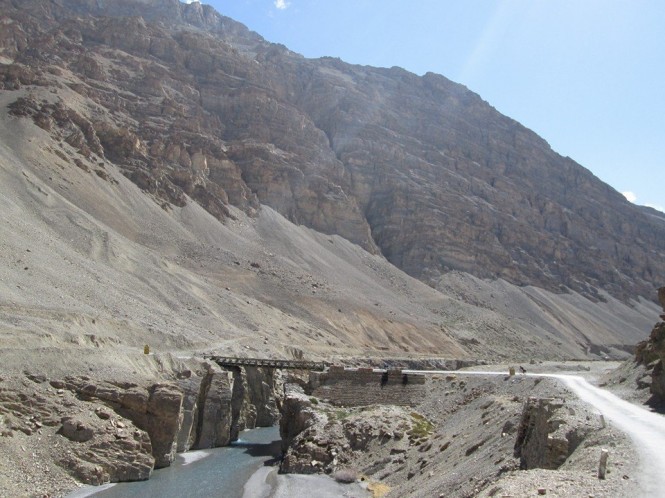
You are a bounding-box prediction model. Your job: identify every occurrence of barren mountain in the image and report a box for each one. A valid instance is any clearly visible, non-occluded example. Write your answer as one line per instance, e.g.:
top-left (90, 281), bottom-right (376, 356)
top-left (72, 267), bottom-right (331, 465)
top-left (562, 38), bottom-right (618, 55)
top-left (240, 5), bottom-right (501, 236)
top-left (2, 0), bottom-right (664, 306)
top-left (2, 0), bottom-right (665, 495)
top-left (0, 0), bottom-right (662, 365)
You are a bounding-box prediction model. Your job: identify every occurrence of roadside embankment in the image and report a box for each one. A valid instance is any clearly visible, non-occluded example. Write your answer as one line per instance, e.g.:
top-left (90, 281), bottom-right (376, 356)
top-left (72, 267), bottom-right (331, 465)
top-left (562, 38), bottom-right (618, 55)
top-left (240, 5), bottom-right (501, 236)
top-left (278, 369), bottom-right (639, 498)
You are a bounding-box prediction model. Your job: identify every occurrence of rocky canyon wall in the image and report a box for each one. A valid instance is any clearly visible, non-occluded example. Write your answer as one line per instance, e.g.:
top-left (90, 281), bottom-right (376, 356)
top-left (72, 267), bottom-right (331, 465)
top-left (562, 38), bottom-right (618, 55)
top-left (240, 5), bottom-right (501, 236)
top-left (0, 360), bottom-right (279, 486)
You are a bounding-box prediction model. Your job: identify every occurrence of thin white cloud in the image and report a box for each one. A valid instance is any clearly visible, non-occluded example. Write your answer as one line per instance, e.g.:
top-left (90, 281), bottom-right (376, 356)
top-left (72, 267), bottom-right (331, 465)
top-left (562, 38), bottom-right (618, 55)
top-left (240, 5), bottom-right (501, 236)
top-left (274, 0), bottom-right (290, 9)
top-left (622, 191), bottom-right (637, 203)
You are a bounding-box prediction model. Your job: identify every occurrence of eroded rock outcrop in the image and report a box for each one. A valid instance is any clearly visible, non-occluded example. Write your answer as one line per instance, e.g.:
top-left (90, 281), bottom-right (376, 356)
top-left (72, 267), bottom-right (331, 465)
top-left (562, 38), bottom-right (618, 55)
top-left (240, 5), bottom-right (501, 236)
top-left (279, 384), bottom-right (323, 462)
top-left (0, 359), bottom-right (280, 488)
top-left (0, 374), bottom-right (155, 486)
top-left (245, 366), bottom-right (280, 427)
top-left (279, 384), bottom-right (431, 475)
top-left (513, 397), bottom-right (597, 470)
top-left (58, 414), bottom-right (154, 485)
top-left (61, 377), bottom-right (184, 468)
top-left (190, 364), bottom-right (234, 449)
top-left (634, 287), bottom-right (665, 405)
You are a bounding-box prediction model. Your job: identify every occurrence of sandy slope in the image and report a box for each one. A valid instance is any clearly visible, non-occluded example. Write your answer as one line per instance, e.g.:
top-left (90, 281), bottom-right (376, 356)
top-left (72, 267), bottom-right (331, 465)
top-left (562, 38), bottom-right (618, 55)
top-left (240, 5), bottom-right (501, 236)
top-left (0, 85), bottom-right (660, 377)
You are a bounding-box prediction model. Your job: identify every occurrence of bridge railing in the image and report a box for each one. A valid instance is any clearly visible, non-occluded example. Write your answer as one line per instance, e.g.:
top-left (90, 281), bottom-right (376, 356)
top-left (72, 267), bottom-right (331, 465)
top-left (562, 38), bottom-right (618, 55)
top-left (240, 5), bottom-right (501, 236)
top-left (203, 355), bottom-right (326, 371)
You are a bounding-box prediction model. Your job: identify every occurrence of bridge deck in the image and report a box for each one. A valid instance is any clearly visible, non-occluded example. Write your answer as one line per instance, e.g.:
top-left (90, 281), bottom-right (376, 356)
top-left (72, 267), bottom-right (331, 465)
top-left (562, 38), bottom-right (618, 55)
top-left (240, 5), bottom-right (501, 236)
top-left (204, 355), bottom-right (326, 371)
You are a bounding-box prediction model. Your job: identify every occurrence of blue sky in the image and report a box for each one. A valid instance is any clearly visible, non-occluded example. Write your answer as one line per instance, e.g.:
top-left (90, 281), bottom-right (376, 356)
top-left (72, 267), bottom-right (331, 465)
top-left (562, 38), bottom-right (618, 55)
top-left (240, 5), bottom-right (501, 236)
top-left (201, 0), bottom-right (664, 212)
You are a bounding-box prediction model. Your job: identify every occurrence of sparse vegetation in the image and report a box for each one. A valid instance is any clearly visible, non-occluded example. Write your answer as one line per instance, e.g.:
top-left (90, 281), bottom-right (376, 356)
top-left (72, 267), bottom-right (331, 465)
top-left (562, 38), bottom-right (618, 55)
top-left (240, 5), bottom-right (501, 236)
top-left (332, 408), bottom-right (351, 421)
top-left (407, 412), bottom-right (434, 442)
top-left (366, 480), bottom-right (391, 497)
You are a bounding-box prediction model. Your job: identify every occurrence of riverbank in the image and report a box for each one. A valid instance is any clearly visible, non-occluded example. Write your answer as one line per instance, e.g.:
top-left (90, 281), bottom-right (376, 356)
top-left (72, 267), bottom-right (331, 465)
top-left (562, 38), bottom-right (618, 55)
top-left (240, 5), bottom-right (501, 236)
top-left (66, 425), bottom-right (370, 498)
top-left (67, 427), bottom-right (282, 498)
top-left (243, 466), bottom-right (370, 498)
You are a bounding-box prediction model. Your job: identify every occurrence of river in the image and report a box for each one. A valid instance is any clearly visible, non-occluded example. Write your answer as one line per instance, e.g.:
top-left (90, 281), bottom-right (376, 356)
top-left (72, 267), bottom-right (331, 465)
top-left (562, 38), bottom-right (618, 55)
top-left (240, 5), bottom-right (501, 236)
top-left (67, 426), bottom-right (369, 498)
top-left (68, 426), bottom-right (281, 498)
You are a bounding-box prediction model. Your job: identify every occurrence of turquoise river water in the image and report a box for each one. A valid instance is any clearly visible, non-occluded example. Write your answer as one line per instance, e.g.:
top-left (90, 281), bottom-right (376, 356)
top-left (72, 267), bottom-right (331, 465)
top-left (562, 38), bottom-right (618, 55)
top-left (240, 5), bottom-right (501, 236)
top-left (68, 426), bottom-right (282, 498)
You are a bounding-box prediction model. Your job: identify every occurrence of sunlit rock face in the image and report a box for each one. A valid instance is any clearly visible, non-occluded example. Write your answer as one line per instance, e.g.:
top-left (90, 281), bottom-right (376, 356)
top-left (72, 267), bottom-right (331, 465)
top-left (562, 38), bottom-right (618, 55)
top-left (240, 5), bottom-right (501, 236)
top-left (635, 287), bottom-right (665, 404)
top-left (2, 0), bottom-right (664, 300)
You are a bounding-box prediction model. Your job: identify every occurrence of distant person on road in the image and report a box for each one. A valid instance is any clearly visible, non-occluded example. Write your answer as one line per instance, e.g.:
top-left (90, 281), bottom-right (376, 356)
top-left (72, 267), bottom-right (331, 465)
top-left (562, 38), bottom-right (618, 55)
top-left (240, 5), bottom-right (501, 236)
top-left (519, 366), bottom-right (527, 374)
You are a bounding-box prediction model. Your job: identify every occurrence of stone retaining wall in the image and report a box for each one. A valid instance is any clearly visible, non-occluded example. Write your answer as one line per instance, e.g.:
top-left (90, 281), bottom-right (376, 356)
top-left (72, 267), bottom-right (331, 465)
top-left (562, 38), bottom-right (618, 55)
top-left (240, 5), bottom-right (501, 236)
top-left (308, 367), bottom-right (425, 407)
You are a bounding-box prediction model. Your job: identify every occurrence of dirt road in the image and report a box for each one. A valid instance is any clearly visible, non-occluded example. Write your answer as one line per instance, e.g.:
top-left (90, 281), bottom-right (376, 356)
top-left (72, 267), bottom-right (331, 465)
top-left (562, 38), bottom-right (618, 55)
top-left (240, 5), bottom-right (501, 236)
top-left (549, 373), bottom-right (665, 497)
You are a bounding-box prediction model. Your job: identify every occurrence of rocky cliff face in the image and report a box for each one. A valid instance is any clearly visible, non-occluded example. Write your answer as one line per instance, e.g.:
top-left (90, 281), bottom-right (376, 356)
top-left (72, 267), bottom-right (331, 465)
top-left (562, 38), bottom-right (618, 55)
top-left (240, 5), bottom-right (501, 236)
top-left (634, 287), bottom-right (665, 405)
top-left (2, 0), bottom-right (663, 302)
top-left (0, 359), bottom-right (279, 489)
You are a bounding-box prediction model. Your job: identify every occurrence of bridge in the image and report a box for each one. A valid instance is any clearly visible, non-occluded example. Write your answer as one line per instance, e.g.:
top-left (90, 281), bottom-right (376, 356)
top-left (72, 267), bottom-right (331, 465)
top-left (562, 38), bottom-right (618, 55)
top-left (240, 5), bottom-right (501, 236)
top-left (204, 355), bottom-right (326, 371)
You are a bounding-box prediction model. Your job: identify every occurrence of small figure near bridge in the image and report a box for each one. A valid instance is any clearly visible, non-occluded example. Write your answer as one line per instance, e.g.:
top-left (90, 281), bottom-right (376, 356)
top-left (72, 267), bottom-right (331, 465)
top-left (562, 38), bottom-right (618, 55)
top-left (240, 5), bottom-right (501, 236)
top-left (381, 371), bottom-right (389, 387)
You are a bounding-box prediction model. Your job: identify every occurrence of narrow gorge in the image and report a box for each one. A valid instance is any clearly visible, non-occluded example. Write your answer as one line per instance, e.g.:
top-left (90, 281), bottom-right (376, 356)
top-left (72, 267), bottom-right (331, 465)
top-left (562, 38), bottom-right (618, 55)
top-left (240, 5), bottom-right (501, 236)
top-left (0, 356), bottom-right (280, 489)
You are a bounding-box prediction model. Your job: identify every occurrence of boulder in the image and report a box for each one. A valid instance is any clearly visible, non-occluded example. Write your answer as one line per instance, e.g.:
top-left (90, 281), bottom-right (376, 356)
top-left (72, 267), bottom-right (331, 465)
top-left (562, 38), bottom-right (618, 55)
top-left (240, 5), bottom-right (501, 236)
top-left (59, 417), bottom-right (94, 443)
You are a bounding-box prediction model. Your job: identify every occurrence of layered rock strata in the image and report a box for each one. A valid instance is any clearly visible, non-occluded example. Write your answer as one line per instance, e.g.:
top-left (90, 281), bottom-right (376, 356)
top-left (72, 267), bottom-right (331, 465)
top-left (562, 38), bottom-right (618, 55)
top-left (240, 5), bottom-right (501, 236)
top-left (0, 361), bottom-right (279, 486)
top-left (1, 0), bottom-right (663, 302)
